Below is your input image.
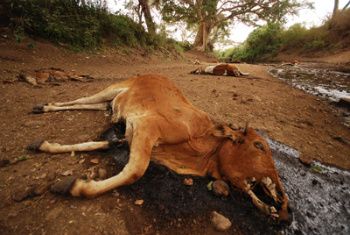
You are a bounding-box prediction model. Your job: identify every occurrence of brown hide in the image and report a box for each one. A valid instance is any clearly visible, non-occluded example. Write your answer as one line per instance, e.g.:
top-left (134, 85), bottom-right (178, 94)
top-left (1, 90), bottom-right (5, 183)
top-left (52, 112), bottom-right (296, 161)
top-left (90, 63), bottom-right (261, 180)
top-left (117, 76), bottom-right (288, 221)
top-left (218, 128), bottom-right (289, 221)
top-left (212, 64), bottom-right (241, 76)
top-left (31, 74), bottom-right (289, 221)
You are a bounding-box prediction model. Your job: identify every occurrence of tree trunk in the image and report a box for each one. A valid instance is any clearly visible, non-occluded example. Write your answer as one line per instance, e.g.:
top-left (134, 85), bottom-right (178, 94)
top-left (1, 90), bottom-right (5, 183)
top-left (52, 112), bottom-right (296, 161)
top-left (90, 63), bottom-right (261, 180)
top-left (332, 0), bottom-right (339, 18)
top-left (139, 0), bottom-right (156, 35)
top-left (193, 21), bottom-right (212, 51)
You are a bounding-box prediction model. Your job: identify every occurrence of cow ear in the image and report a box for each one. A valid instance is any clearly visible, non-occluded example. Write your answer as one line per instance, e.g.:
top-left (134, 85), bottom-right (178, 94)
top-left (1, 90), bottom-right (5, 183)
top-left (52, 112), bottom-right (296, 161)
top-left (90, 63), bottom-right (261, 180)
top-left (212, 125), bottom-right (238, 141)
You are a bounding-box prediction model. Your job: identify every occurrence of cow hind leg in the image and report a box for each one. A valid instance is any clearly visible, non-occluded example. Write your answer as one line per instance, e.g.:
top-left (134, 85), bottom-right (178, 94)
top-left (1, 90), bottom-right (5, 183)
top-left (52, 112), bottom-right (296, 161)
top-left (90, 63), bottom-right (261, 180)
top-left (27, 140), bottom-right (111, 153)
top-left (53, 121), bottom-right (159, 198)
top-left (51, 84), bottom-right (128, 106)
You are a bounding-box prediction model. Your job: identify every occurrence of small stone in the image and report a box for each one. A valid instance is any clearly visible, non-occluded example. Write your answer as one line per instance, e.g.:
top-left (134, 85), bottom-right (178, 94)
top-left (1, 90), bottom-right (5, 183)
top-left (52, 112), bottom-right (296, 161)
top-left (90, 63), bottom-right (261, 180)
top-left (90, 158), bottom-right (99, 164)
top-left (211, 211), bottom-right (232, 231)
top-left (0, 159), bottom-right (10, 167)
top-left (87, 167), bottom-right (97, 180)
top-left (47, 172), bottom-right (56, 181)
top-left (98, 168), bottom-right (107, 179)
top-left (79, 159), bottom-right (85, 164)
top-left (61, 170), bottom-right (73, 176)
top-left (12, 187), bottom-right (34, 202)
top-left (183, 178), bottom-right (193, 186)
top-left (70, 151), bottom-right (75, 157)
top-left (39, 173), bottom-right (47, 179)
top-left (134, 199), bottom-right (144, 206)
top-left (33, 184), bottom-right (48, 196)
top-left (212, 180), bottom-right (230, 197)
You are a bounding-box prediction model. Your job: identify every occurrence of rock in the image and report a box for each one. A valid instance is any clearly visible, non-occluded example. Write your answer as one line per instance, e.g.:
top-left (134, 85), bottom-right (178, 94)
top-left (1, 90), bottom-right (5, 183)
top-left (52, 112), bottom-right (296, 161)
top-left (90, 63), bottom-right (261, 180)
top-left (98, 168), bottom-right (107, 179)
top-left (212, 180), bottom-right (230, 197)
top-left (12, 187), bottom-right (34, 202)
top-left (337, 96), bottom-right (350, 108)
top-left (0, 159), bottom-right (10, 167)
top-left (134, 199), bottom-right (144, 206)
top-left (79, 159), bottom-right (85, 164)
top-left (47, 171), bottom-right (56, 181)
top-left (87, 167), bottom-right (98, 180)
top-left (61, 170), bottom-right (73, 176)
top-left (183, 178), bottom-right (193, 186)
top-left (211, 211), bottom-right (232, 231)
top-left (90, 158), bottom-right (99, 164)
top-left (33, 184), bottom-right (48, 195)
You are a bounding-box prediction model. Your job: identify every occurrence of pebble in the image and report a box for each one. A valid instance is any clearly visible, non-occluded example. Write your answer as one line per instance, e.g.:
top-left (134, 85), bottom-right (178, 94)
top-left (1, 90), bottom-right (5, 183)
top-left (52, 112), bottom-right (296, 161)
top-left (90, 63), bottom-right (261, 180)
top-left (61, 170), bottom-right (73, 176)
top-left (211, 211), bottom-right (232, 231)
top-left (47, 172), bottom-right (56, 181)
top-left (134, 199), bottom-right (144, 206)
top-left (212, 180), bottom-right (230, 197)
top-left (98, 168), bottom-right (107, 179)
top-left (12, 187), bottom-right (33, 202)
top-left (183, 178), bottom-right (193, 186)
top-left (33, 184), bottom-right (48, 195)
top-left (0, 159), bottom-right (10, 167)
top-left (90, 158), bottom-right (99, 164)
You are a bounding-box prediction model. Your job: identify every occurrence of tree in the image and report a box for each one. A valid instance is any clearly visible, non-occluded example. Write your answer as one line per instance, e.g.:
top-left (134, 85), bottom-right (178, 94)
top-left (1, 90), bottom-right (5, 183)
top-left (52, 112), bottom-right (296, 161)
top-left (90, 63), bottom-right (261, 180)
top-left (139, 0), bottom-right (156, 34)
top-left (161, 0), bottom-right (311, 51)
top-left (333, 0), bottom-right (339, 18)
top-left (125, 0), bottom-right (156, 35)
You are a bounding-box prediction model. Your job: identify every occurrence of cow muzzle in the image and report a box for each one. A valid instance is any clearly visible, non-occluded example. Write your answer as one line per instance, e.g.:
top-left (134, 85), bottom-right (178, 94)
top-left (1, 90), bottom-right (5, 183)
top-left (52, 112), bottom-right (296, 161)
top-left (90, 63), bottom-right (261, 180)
top-left (244, 177), bottom-right (289, 221)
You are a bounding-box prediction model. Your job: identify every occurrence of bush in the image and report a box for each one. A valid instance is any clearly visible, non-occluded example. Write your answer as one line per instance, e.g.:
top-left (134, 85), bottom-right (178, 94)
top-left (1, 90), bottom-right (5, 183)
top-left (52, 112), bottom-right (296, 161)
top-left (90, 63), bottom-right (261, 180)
top-left (225, 23), bottom-right (282, 63)
top-left (4, 0), bottom-right (158, 50)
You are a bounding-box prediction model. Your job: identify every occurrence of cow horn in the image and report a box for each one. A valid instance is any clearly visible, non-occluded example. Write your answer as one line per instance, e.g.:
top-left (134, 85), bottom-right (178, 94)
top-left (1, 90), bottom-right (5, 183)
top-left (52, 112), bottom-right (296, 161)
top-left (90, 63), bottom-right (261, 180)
top-left (243, 122), bottom-right (249, 135)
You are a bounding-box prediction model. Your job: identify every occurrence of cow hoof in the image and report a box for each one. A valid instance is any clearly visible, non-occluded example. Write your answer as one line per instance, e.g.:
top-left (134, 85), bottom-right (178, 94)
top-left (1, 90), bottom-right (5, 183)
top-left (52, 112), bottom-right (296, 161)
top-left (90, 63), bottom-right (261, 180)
top-left (50, 176), bottom-right (77, 195)
top-left (32, 105), bottom-right (45, 114)
top-left (27, 140), bottom-right (45, 151)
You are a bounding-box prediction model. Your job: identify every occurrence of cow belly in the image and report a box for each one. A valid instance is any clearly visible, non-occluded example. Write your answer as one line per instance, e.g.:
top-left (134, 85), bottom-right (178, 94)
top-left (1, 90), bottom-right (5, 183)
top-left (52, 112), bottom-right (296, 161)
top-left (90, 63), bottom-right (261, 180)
top-left (204, 66), bottom-right (215, 74)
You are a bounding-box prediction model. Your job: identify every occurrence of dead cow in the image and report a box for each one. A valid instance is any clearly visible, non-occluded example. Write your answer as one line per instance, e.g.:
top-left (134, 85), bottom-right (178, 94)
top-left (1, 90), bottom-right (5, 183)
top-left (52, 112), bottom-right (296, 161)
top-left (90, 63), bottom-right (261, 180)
top-left (19, 68), bottom-right (93, 86)
top-left (29, 74), bottom-right (289, 221)
top-left (191, 63), bottom-right (249, 76)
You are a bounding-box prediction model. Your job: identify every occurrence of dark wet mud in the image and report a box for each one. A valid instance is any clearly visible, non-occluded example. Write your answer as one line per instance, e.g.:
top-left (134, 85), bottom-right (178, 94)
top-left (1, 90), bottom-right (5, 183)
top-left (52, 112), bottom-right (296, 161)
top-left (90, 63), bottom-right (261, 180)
top-left (104, 134), bottom-right (350, 235)
top-left (107, 147), bottom-right (284, 235)
top-left (268, 63), bottom-right (350, 102)
top-left (267, 138), bottom-right (350, 235)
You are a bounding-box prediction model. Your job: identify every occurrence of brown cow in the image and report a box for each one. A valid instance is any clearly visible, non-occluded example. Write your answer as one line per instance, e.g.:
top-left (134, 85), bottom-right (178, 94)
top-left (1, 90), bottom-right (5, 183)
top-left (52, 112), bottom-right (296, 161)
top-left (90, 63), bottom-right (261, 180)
top-left (190, 63), bottom-right (249, 76)
top-left (29, 74), bottom-right (289, 221)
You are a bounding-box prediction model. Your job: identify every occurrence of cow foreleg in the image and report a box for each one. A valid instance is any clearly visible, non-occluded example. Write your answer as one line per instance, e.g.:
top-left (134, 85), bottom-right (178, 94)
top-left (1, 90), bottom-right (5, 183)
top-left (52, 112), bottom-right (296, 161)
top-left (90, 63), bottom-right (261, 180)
top-left (28, 140), bottom-right (111, 153)
top-left (53, 122), bottom-right (159, 198)
top-left (32, 103), bottom-right (109, 113)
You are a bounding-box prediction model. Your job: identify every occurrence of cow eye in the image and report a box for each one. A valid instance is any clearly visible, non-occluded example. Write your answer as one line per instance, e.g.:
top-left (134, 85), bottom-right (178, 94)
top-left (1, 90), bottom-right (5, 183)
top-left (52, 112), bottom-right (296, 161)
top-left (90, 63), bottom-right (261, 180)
top-left (254, 141), bottom-right (265, 152)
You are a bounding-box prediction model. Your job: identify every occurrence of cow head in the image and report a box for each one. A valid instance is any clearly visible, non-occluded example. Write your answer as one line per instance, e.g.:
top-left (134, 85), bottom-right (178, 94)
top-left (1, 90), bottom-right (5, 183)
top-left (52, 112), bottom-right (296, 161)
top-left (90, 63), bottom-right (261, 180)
top-left (217, 126), bottom-right (289, 222)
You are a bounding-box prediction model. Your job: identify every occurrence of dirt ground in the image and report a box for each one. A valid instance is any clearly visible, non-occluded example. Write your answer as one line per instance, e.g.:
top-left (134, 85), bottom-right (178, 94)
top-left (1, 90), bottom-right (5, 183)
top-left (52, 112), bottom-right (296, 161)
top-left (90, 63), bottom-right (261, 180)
top-left (0, 37), bottom-right (349, 235)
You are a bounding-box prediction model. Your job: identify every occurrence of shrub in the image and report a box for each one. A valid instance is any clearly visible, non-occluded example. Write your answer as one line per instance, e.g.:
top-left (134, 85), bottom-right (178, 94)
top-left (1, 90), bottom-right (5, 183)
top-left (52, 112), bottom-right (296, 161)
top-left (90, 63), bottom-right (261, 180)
top-left (4, 0), bottom-right (159, 50)
top-left (226, 23), bottom-right (282, 63)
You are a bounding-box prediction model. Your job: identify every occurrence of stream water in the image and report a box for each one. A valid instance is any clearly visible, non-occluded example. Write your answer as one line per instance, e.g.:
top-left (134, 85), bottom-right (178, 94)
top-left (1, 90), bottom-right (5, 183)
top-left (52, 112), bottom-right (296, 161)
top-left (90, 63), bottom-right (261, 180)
top-left (268, 63), bottom-right (350, 102)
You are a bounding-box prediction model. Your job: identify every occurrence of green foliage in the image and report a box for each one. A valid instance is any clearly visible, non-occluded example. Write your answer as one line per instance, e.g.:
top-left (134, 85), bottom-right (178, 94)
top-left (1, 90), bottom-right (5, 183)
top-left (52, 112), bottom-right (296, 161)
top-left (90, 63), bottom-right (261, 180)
top-left (220, 9), bottom-right (350, 63)
top-left (4, 0), bottom-right (159, 50)
top-left (222, 23), bottom-right (282, 63)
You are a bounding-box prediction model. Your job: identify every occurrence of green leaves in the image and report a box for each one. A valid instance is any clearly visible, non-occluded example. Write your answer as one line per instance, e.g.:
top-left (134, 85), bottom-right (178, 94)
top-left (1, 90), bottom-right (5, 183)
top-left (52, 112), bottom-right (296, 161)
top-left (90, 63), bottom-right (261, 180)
top-left (5, 0), bottom-right (158, 50)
